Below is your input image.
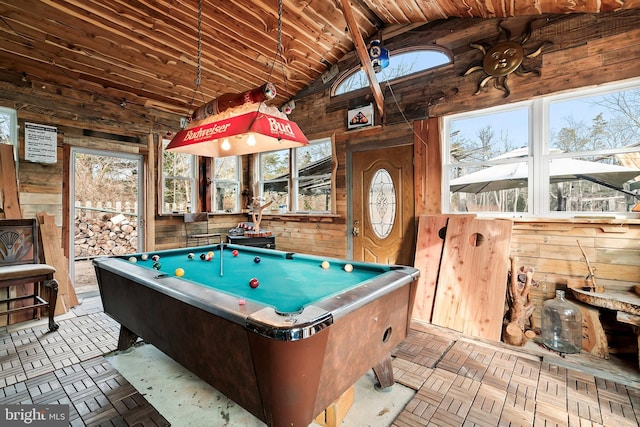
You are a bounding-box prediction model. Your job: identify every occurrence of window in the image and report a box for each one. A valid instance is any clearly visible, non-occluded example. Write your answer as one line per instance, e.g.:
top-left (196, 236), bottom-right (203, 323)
top-left (212, 156), bottom-right (240, 213)
top-left (259, 138), bottom-right (333, 213)
top-left (443, 79), bottom-right (640, 217)
top-left (334, 48), bottom-right (451, 96)
top-left (0, 107), bottom-right (17, 157)
top-left (161, 139), bottom-right (196, 214)
top-left (0, 107), bottom-right (17, 210)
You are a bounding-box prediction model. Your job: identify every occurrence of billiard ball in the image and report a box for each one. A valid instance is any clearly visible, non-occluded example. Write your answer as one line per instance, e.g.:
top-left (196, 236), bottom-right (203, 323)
top-left (175, 268), bottom-right (185, 277)
top-left (141, 254), bottom-right (148, 261)
top-left (207, 251), bottom-right (215, 258)
top-left (187, 253), bottom-right (195, 260)
top-left (151, 254), bottom-right (160, 262)
top-left (200, 253), bottom-right (206, 260)
top-left (152, 261), bottom-right (162, 270)
top-left (254, 256), bottom-right (261, 263)
top-left (238, 298), bottom-right (246, 305)
top-left (249, 278), bottom-right (259, 288)
top-left (128, 256), bottom-right (137, 263)
top-left (344, 263), bottom-right (353, 273)
top-left (205, 254), bottom-right (213, 261)
top-left (232, 250), bottom-right (239, 257)
top-left (321, 261), bottom-right (330, 269)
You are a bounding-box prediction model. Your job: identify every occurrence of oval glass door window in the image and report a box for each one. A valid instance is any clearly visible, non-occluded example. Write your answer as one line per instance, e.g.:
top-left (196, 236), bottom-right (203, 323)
top-left (369, 168), bottom-right (396, 239)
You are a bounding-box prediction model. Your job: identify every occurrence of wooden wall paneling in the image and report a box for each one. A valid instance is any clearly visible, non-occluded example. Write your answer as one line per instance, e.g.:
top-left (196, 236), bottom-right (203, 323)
top-left (425, 117), bottom-right (442, 215)
top-left (62, 144), bottom-right (70, 257)
top-left (0, 144), bottom-right (22, 218)
top-left (413, 121), bottom-right (428, 216)
top-left (511, 221), bottom-right (640, 327)
top-left (145, 134), bottom-right (156, 252)
top-left (37, 213), bottom-right (79, 314)
top-left (432, 216), bottom-right (513, 341)
top-left (411, 215), bottom-right (448, 322)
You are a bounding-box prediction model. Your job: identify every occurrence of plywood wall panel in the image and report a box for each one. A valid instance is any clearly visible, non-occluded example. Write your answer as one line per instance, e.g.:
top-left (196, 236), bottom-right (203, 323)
top-left (432, 217), bottom-right (513, 341)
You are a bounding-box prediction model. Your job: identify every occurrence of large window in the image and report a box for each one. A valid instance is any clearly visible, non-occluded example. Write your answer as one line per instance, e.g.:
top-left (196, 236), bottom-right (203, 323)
top-left (259, 138), bottom-right (332, 213)
top-left (161, 139), bottom-right (196, 214)
top-left (443, 79), bottom-right (640, 217)
top-left (212, 156), bottom-right (240, 213)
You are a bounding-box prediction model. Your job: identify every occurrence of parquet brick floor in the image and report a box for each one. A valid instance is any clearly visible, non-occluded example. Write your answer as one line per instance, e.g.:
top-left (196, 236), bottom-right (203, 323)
top-left (391, 323), bottom-right (640, 427)
top-left (0, 301), bottom-right (169, 426)
top-left (2, 295), bottom-right (640, 426)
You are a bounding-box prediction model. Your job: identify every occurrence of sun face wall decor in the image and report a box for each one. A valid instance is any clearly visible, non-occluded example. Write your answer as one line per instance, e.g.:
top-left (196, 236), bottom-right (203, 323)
top-left (463, 21), bottom-right (551, 97)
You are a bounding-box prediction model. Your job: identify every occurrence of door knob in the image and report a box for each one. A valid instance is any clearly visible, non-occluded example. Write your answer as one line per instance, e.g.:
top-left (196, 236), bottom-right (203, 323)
top-left (352, 220), bottom-right (360, 237)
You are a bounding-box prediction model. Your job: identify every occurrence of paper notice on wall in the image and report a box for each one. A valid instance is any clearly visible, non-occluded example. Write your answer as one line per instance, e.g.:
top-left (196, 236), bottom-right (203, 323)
top-left (25, 122), bottom-right (58, 163)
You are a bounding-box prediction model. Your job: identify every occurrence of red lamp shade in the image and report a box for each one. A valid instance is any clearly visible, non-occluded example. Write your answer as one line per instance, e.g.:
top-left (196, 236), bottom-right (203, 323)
top-left (165, 111), bottom-right (309, 157)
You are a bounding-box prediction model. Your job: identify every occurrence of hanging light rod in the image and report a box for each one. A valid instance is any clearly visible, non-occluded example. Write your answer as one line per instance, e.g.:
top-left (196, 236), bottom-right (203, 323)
top-left (166, 0), bottom-right (309, 157)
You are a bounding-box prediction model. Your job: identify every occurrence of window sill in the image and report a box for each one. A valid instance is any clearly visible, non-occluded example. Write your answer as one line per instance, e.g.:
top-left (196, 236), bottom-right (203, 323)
top-left (512, 216), bottom-right (640, 225)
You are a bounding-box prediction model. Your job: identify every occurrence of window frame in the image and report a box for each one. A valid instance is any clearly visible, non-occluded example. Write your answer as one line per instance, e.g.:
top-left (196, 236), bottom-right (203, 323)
top-left (160, 139), bottom-right (197, 215)
top-left (257, 138), bottom-right (333, 214)
top-left (211, 156), bottom-right (241, 213)
top-left (0, 106), bottom-right (18, 160)
top-left (442, 78), bottom-right (640, 219)
top-left (332, 46), bottom-right (452, 97)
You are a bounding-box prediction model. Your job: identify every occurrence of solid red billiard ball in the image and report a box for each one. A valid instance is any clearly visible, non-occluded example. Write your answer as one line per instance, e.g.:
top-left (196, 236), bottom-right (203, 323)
top-left (254, 256), bottom-right (261, 264)
top-left (249, 278), bottom-right (259, 288)
top-left (232, 250), bottom-right (239, 257)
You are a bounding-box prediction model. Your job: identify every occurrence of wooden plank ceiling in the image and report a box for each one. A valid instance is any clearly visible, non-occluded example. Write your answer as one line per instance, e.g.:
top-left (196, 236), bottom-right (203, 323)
top-left (0, 0), bottom-right (638, 119)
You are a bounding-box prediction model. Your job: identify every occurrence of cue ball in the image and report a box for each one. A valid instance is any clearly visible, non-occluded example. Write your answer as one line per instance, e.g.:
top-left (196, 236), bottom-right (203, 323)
top-left (175, 268), bottom-right (185, 277)
top-left (200, 253), bottom-right (206, 260)
top-left (151, 254), bottom-right (160, 262)
top-left (344, 263), bottom-right (353, 272)
top-left (187, 253), bottom-right (195, 260)
top-left (141, 254), bottom-right (148, 261)
top-left (254, 256), bottom-right (261, 264)
top-left (321, 261), bottom-right (330, 269)
top-left (249, 278), bottom-right (259, 288)
top-left (128, 256), bottom-right (137, 263)
top-left (232, 250), bottom-right (239, 257)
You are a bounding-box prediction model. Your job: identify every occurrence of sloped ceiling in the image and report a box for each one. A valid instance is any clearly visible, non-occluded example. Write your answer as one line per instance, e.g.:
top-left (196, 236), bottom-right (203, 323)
top-left (1, 0), bottom-right (638, 118)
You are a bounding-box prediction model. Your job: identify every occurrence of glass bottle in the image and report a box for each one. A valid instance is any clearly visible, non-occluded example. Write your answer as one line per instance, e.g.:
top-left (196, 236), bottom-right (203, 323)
top-left (542, 290), bottom-right (583, 354)
top-left (191, 83), bottom-right (277, 120)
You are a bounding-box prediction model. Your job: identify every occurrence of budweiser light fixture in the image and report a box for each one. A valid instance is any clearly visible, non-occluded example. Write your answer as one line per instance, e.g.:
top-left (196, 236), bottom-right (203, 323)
top-left (166, 103), bottom-right (309, 158)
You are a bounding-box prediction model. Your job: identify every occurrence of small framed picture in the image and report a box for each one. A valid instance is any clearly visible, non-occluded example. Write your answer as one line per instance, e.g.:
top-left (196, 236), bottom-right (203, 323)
top-left (347, 103), bottom-right (374, 130)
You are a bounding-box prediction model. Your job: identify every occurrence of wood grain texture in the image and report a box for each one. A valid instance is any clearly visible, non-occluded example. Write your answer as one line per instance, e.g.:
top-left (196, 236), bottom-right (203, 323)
top-left (432, 217), bottom-right (513, 341)
top-left (411, 215), bottom-right (449, 322)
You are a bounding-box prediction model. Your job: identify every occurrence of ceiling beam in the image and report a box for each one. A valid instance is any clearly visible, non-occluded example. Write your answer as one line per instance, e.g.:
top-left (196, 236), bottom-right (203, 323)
top-left (338, 0), bottom-right (385, 119)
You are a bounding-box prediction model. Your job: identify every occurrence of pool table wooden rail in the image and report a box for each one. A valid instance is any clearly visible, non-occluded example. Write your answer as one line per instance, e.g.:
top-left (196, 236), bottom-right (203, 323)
top-left (93, 247), bottom-right (419, 427)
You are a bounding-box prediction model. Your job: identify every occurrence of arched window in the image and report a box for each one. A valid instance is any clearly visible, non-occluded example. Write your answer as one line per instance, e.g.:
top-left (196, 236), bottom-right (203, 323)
top-left (333, 48), bottom-right (451, 96)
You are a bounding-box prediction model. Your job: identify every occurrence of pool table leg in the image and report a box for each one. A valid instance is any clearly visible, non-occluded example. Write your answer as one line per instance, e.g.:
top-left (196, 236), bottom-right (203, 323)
top-left (372, 354), bottom-right (394, 391)
top-left (117, 325), bottom-right (139, 351)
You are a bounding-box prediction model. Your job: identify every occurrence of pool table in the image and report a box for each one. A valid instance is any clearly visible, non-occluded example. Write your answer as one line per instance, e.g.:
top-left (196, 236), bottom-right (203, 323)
top-left (93, 244), bottom-right (419, 427)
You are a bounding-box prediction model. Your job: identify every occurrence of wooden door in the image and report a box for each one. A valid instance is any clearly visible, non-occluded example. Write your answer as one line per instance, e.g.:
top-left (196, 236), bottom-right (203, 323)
top-left (352, 145), bottom-right (415, 266)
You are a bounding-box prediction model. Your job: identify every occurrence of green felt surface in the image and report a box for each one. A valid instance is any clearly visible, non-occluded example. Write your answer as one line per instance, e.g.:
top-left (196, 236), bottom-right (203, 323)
top-left (123, 245), bottom-right (387, 313)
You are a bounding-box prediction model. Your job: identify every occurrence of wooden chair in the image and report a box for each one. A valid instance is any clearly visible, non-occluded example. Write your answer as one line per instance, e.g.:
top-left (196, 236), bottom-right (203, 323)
top-left (184, 213), bottom-right (221, 247)
top-left (0, 218), bottom-right (59, 331)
